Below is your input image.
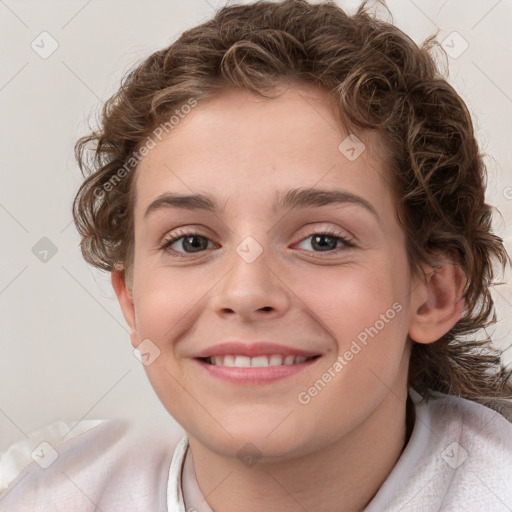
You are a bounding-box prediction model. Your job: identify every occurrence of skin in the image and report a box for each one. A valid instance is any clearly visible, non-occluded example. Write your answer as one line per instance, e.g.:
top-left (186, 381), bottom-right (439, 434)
top-left (112, 83), bottom-right (464, 512)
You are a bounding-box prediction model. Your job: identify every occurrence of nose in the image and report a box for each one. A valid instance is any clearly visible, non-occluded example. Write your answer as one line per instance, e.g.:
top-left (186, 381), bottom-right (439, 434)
top-left (211, 242), bottom-right (291, 322)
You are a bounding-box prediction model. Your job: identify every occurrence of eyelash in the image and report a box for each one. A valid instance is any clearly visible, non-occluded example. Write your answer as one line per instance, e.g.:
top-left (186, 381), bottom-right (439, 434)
top-left (159, 227), bottom-right (354, 258)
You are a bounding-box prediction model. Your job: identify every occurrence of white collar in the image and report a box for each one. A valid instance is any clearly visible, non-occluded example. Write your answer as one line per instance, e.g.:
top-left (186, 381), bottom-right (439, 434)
top-left (364, 387), bottom-right (431, 510)
top-left (167, 434), bottom-right (215, 512)
top-left (166, 434), bottom-right (188, 511)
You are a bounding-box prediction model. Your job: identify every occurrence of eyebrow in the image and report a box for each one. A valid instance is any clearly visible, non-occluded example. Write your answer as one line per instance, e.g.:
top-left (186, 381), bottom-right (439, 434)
top-left (273, 187), bottom-right (378, 218)
top-left (143, 187), bottom-right (378, 219)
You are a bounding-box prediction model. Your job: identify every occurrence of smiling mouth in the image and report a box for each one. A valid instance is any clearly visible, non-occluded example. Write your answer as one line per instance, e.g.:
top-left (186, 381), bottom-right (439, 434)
top-left (199, 354), bottom-right (321, 367)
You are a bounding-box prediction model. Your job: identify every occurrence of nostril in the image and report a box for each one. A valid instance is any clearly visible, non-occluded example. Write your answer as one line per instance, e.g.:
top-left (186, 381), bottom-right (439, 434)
top-left (259, 306), bottom-right (273, 312)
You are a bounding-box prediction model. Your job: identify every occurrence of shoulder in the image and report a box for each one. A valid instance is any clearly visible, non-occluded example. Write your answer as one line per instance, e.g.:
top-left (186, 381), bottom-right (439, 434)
top-left (426, 392), bottom-right (512, 509)
top-left (0, 417), bottom-right (184, 511)
top-left (427, 391), bottom-right (512, 462)
top-left (431, 396), bottom-right (512, 504)
top-left (367, 389), bottom-right (512, 512)
top-left (413, 391), bottom-right (512, 510)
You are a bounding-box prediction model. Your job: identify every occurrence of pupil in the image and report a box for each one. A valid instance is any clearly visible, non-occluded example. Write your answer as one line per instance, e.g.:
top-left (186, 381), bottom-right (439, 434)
top-left (312, 234), bottom-right (337, 251)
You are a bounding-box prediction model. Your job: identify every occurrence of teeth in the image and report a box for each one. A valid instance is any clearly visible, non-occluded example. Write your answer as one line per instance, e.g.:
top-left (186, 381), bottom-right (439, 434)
top-left (283, 355), bottom-right (295, 365)
top-left (251, 356), bottom-right (269, 367)
top-left (234, 355), bottom-right (251, 367)
top-left (223, 355), bottom-right (236, 367)
top-left (269, 355), bottom-right (283, 366)
top-left (207, 354), bottom-right (314, 367)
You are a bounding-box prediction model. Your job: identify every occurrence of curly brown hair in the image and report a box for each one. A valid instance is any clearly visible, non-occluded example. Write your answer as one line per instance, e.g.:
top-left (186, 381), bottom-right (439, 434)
top-left (73, 0), bottom-right (512, 417)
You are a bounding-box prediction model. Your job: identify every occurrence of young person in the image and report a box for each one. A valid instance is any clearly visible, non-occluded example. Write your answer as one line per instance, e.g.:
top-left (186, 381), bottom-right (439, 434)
top-left (2, 1), bottom-right (511, 510)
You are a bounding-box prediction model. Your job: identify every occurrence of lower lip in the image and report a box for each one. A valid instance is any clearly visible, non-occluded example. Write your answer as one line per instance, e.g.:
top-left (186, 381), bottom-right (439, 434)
top-left (194, 357), bottom-right (321, 385)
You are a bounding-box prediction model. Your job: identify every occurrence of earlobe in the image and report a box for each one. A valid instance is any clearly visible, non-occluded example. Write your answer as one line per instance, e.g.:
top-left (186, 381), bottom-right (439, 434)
top-left (408, 262), bottom-right (466, 344)
top-left (111, 269), bottom-right (139, 348)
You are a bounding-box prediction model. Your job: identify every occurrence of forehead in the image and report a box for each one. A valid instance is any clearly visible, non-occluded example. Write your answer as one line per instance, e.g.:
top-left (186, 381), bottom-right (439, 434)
top-left (133, 83), bottom-right (391, 216)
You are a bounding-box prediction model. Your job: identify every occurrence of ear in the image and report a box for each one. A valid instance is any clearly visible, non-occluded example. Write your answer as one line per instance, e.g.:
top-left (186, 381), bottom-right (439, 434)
top-left (408, 260), bottom-right (466, 344)
top-left (111, 269), bottom-right (139, 349)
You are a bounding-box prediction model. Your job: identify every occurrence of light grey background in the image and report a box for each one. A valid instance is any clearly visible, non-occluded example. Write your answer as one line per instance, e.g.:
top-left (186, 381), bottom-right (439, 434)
top-left (1, 0), bottom-right (511, 452)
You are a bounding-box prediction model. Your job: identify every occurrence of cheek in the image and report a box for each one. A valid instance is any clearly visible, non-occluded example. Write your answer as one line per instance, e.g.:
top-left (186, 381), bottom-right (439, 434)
top-left (292, 253), bottom-right (411, 377)
top-left (132, 261), bottom-right (210, 329)
top-left (288, 265), bottom-right (411, 431)
top-left (130, 269), bottom-right (203, 423)
top-left (298, 262), bottom-right (406, 335)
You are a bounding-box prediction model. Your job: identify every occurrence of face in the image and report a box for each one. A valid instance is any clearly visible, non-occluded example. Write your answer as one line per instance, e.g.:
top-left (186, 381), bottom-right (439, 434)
top-left (118, 83), bottom-right (420, 461)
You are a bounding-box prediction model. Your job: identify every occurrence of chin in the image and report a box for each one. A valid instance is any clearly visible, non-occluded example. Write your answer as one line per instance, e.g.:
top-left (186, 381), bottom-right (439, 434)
top-left (188, 417), bottom-right (318, 462)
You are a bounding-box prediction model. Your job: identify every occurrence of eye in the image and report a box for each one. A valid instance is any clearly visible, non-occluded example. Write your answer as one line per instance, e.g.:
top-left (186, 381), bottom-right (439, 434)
top-left (160, 231), bottom-right (215, 256)
top-left (295, 230), bottom-right (353, 253)
top-left (159, 228), bottom-right (353, 257)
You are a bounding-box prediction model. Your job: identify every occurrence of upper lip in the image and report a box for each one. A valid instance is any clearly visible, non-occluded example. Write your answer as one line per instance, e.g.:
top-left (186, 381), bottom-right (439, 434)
top-left (193, 341), bottom-right (322, 358)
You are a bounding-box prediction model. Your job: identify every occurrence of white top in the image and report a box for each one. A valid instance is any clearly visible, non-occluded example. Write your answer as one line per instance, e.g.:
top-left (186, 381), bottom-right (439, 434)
top-left (167, 388), bottom-right (512, 511)
top-left (1, 388), bottom-right (511, 510)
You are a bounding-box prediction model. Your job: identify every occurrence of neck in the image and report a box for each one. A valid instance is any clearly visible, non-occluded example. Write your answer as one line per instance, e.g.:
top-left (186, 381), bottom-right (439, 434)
top-left (187, 389), bottom-right (412, 512)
